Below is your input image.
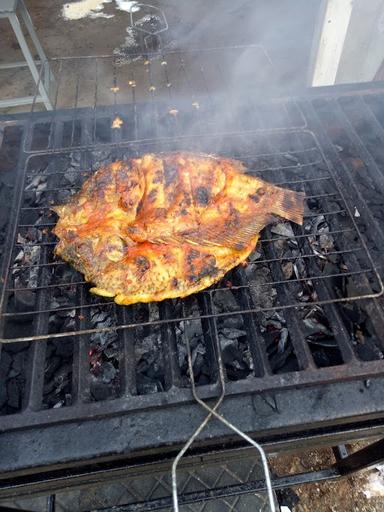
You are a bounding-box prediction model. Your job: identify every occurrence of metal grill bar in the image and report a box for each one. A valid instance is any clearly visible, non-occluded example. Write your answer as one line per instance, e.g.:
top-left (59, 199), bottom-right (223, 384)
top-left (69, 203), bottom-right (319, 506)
top-left (1, 268), bottom-right (378, 320)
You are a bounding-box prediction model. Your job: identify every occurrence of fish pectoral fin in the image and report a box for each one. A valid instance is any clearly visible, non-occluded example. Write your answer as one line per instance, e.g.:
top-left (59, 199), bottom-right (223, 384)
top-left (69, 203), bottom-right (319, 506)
top-left (178, 215), bottom-right (273, 250)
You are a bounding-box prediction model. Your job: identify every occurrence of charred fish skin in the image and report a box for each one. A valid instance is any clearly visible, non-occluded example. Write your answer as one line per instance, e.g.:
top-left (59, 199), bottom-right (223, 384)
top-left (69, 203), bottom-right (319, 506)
top-left (53, 153), bottom-right (305, 305)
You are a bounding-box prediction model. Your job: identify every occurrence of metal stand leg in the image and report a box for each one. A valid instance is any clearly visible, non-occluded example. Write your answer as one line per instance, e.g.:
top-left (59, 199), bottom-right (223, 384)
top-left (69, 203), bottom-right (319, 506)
top-left (7, 12), bottom-right (52, 110)
top-left (17, 0), bottom-right (52, 91)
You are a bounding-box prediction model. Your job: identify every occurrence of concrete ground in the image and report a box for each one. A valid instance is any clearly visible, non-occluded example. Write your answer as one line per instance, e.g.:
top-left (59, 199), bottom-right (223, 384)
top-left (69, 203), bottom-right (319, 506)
top-left (0, 0), bottom-right (318, 113)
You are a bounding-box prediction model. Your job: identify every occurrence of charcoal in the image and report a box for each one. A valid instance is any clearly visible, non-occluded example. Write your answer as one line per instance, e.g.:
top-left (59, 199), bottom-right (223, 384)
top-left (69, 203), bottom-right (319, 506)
top-left (271, 222), bottom-right (294, 238)
top-left (183, 319), bottom-right (203, 341)
top-left (270, 345), bottom-right (294, 373)
top-left (355, 342), bottom-right (384, 362)
top-left (278, 328), bottom-right (289, 353)
top-left (307, 197), bottom-right (320, 210)
top-left (1, 341), bottom-right (29, 354)
top-left (90, 329), bottom-right (118, 348)
top-left (98, 361), bottom-right (117, 383)
top-left (104, 343), bottom-right (119, 359)
top-left (303, 317), bottom-right (334, 337)
top-left (44, 355), bottom-right (62, 381)
top-left (136, 375), bottom-right (160, 395)
top-left (248, 249), bottom-right (261, 261)
top-left (219, 327), bottom-right (246, 339)
top-left (312, 350), bottom-right (333, 368)
top-left (54, 338), bottom-right (74, 358)
top-left (213, 289), bottom-right (240, 313)
top-left (177, 343), bottom-right (188, 368)
top-left (7, 379), bottom-right (21, 409)
top-left (0, 379), bottom-right (6, 408)
top-left (64, 168), bottom-right (80, 185)
top-left (0, 351), bottom-right (12, 375)
top-left (282, 261), bottom-right (294, 280)
top-left (49, 313), bottom-right (65, 332)
top-left (136, 333), bottom-right (160, 359)
top-left (9, 352), bottom-right (24, 378)
top-left (219, 334), bottom-right (238, 351)
top-left (221, 315), bottom-right (244, 330)
top-left (90, 381), bottom-right (117, 401)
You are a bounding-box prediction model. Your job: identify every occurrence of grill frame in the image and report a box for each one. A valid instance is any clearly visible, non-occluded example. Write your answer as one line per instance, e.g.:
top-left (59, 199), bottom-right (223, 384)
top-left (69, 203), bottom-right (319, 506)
top-left (2, 60), bottom-right (384, 495)
top-left (0, 112), bottom-right (383, 425)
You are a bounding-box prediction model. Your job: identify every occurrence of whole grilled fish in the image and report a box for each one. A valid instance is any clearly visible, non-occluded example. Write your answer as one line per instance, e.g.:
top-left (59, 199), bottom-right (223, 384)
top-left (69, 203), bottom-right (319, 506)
top-left (53, 153), bottom-right (304, 305)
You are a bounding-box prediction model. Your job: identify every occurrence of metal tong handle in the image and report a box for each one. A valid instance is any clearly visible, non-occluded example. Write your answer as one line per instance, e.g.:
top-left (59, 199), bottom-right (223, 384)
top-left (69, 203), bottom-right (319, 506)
top-left (172, 299), bottom-right (276, 512)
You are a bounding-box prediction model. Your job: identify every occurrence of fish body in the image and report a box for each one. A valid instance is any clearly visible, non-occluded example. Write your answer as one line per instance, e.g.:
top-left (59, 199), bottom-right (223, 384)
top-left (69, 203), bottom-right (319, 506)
top-left (53, 153), bottom-right (304, 305)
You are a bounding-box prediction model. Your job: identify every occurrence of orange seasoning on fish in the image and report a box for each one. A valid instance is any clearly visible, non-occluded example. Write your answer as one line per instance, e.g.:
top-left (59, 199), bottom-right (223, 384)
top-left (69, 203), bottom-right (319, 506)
top-left (53, 153), bottom-right (304, 305)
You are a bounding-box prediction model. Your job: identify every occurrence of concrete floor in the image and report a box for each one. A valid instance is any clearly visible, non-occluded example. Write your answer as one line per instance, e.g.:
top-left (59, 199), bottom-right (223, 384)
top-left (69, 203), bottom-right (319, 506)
top-left (0, 0), bottom-right (319, 113)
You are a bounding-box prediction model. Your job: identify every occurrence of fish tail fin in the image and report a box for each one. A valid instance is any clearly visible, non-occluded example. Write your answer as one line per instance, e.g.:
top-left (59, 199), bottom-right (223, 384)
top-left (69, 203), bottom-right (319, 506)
top-left (270, 186), bottom-right (305, 225)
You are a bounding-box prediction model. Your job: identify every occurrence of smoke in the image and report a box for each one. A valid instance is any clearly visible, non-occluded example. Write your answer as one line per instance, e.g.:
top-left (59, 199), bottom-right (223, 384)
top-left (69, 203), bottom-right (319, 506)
top-left (55, 0), bottom-right (321, 151)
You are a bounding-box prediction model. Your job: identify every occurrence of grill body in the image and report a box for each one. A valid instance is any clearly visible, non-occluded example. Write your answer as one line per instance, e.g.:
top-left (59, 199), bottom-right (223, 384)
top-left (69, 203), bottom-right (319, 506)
top-left (0, 51), bottom-right (384, 503)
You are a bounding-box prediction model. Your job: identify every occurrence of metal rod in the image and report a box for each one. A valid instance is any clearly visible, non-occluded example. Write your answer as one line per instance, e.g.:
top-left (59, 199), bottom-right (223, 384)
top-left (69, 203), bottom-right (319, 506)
top-left (172, 298), bottom-right (275, 512)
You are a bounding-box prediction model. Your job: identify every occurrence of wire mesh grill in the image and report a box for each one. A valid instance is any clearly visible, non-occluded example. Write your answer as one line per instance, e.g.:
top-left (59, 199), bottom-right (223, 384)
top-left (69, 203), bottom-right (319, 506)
top-left (0, 127), bottom-right (382, 345)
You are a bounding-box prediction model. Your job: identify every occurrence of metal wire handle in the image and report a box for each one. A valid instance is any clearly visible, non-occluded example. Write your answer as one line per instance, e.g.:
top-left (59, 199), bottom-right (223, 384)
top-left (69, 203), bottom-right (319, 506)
top-left (172, 299), bottom-right (276, 512)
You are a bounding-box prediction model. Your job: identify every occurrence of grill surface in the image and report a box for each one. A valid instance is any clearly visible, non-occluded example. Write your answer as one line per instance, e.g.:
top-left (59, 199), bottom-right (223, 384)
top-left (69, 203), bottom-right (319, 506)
top-left (1, 50), bottom-right (384, 484)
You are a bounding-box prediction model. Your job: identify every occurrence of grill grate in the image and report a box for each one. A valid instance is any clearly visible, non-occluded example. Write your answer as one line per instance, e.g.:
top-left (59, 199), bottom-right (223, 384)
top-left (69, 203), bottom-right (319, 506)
top-left (1, 129), bottom-right (382, 344)
top-left (0, 51), bottom-right (384, 434)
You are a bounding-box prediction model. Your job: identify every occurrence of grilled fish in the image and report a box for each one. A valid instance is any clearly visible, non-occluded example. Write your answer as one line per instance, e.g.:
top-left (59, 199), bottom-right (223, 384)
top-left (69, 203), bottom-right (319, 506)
top-left (53, 153), bottom-right (304, 305)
